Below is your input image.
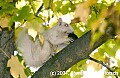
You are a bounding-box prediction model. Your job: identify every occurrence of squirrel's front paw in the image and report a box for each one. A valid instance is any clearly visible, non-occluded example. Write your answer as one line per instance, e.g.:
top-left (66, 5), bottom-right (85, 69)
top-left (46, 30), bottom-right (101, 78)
top-left (69, 37), bottom-right (74, 43)
top-left (51, 52), bottom-right (57, 56)
top-left (65, 38), bottom-right (74, 44)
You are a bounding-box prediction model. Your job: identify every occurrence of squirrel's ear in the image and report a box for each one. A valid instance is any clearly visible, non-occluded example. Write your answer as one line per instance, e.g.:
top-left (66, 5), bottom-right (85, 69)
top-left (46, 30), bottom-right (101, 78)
top-left (58, 18), bottom-right (62, 23)
top-left (58, 18), bottom-right (62, 26)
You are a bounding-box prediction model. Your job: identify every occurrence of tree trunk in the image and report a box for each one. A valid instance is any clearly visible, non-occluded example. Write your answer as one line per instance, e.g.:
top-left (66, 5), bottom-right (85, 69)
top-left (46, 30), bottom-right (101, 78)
top-left (0, 27), bottom-right (15, 78)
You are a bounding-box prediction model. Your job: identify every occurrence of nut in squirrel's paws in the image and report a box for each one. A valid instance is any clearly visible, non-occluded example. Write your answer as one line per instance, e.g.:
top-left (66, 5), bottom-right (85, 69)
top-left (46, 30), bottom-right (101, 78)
top-left (68, 33), bottom-right (78, 43)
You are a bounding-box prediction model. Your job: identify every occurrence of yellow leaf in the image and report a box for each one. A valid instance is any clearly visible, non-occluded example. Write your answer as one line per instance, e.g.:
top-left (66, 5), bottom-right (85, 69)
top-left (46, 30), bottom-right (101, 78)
top-left (87, 60), bottom-right (102, 71)
top-left (75, 3), bottom-right (90, 23)
top-left (15, 27), bottom-right (23, 40)
top-left (39, 34), bottom-right (44, 46)
top-left (26, 19), bottom-right (44, 33)
top-left (28, 28), bottom-right (37, 40)
top-left (74, 0), bottom-right (97, 23)
top-left (91, 18), bottom-right (101, 32)
top-left (115, 2), bottom-right (120, 14)
top-left (7, 55), bottom-right (27, 78)
top-left (99, 20), bottom-right (107, 33)
top-left (84, 0), bottom-right (97, 7)
top-left (0, 16), bottom-right (10, 28)
top-left (91, 18), bottom-right (107, 33)
top-left (100, 7), bottom-right (108, 18)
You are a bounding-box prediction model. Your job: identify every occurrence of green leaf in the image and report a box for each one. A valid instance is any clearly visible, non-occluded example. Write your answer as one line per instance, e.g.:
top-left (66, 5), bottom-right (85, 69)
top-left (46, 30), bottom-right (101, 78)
top-left (98, 48), bottom-right (104, 57)
top-left (24, 67), bottom-right (33, 77)
top-left (59, 73), bottom-right (71, 78)
top-left (15, 6), bottom-right (34, 22)
top-left (26, 18), bottom-right (44, 33)
top-left (17, 54), bottom-right (23, 62)
top-left (71, 59), bottom-right (87, 71)
top-left (60, 2), bottom-right (75, 14)
top-left (99, 39), bottom-right (116, 57)
top-left (117, 59), bottom-right (120, 66)
top-left (91, 31), bottom-right (103, 46)
top-left (43, 0), bottom-right (50, 9)
top-left (71, 24), bottom-right (86, 38)
top-left (9, 6), bottom-right (34, 26)
top-left (115, 67), bottom-right (120, 77)
top-left (0, 2), bottom-right (17, 16)
top-left (52, 1), bottom-right (62, 12)
top-left (115, 2), bottom-right (120, 14)
top-left (115, 37), bottom-right (120, 48)
top-left (5, 0), bottom-right (13, 2)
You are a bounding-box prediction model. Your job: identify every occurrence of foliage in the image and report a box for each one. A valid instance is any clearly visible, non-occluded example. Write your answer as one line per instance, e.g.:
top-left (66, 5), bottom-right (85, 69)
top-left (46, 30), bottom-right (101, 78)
top-left (7, 55), bottom-right (27, 78)
top-left (0, 0), bottom-right (120, 78)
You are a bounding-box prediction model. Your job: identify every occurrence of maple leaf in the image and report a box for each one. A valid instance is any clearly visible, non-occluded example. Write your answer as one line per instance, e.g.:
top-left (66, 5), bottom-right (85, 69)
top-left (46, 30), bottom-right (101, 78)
top-left (7, 55), bottom-right (27, 78)
top-left (74, 3), bottom-right (90, 24)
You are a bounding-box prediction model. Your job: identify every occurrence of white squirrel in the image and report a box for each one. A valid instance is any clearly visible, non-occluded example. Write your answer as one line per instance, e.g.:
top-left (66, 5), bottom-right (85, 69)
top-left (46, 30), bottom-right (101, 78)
top-left (16, 18), bottom-right (74, 67)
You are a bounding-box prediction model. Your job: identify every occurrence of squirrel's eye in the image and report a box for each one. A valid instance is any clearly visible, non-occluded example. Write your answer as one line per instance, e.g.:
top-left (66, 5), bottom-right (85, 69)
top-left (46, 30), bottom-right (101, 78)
top-left (65, 24), bottom-right (68, 27)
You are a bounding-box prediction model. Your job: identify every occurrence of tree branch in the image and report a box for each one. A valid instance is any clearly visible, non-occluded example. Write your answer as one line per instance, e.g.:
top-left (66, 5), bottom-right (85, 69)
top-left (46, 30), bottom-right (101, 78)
top-left (35, 3), bottom-right (44, 17)
top-left (88, 56), bottom-right (118, 78)
top-left (32, 25), bottom-right (114, 78)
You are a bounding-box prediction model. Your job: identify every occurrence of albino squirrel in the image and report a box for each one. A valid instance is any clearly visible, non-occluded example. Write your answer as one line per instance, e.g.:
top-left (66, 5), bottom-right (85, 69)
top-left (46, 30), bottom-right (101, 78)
top-left (16, 18), bottom-right (76, 67)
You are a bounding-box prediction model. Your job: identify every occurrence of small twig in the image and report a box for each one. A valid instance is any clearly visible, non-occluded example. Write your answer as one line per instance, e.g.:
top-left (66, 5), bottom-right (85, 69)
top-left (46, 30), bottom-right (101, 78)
top-left (47, 0), bottom-right (52, 24)
top-left (15, 20), bottom-right (27, 30)
top-left (88, 56), bottom-right (118, 78)
top-left (0, 48), bottom-right (10, 58)
top-left (35, 3), bottom-right (44, 17)
top-left (34, 3), bottom-right (46, 23)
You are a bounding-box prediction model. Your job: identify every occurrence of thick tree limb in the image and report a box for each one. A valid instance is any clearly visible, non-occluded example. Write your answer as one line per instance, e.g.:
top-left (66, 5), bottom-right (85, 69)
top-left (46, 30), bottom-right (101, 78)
top-left (32, 26), bottom-right (114, 78)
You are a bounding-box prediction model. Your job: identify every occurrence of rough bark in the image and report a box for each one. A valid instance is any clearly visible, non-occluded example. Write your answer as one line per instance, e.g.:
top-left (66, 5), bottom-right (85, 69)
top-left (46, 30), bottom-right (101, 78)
top-left (0, 27), bottom-right (15, 78)
top-left (32, 26), bottom-right (114, 78)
